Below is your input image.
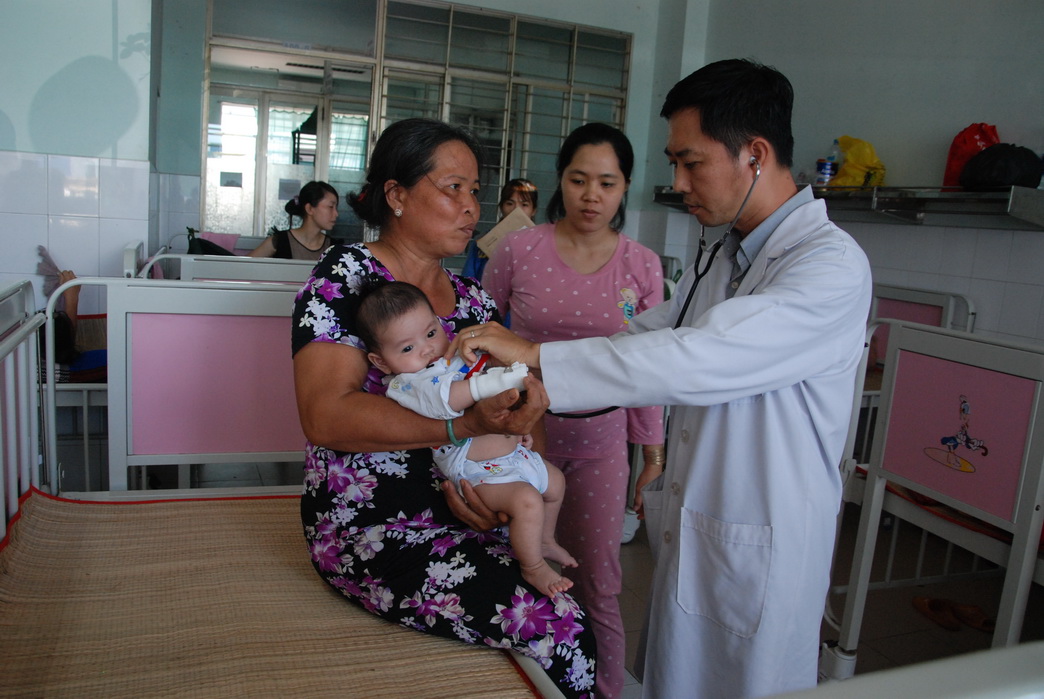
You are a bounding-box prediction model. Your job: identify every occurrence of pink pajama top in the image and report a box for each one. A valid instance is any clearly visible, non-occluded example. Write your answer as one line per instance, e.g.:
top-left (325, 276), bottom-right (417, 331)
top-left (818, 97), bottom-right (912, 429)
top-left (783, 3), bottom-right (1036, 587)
top-left (483, 223), bottom-right (665, 460)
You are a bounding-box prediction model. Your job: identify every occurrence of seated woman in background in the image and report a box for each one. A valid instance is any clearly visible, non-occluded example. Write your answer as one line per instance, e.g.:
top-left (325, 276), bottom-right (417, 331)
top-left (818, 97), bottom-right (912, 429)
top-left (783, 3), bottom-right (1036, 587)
top-left (249, 180), bottom-right (339, 260)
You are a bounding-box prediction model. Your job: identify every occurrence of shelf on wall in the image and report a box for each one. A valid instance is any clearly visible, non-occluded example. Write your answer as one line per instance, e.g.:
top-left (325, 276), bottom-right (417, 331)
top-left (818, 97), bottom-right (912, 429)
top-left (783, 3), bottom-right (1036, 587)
top-left (653, 185), bottom-right (1044, 231)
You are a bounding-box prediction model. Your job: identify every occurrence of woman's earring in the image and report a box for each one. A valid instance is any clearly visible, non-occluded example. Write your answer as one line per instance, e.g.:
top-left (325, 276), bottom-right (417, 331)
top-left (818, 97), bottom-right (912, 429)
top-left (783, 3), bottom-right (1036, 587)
top-left (394, 208), bottom-right (403, 217)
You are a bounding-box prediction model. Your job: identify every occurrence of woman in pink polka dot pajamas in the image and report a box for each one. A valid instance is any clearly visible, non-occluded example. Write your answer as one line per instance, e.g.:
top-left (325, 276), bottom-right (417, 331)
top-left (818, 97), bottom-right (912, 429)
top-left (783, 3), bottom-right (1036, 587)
top-left (483, 123), bottom-right (665, 699)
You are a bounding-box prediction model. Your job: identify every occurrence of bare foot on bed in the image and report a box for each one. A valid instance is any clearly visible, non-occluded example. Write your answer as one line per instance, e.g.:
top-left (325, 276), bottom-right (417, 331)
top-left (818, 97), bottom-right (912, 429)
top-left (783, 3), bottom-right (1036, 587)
top-left (522, 560), bottom-right (574, 598)
top-left (542, 540), bottom-right (578, 568)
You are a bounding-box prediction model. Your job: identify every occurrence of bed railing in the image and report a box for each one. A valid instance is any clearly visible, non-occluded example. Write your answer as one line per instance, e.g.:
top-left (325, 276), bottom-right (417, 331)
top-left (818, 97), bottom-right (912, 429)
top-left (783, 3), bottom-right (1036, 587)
top-left (44, 277), bottom-right (305, 493)
top-left (0, 281), bottom-right (46, 538)
top-left (821, 321), bottom-right (1044, 680)
top-left (139, 254), bottom-right (314, 284)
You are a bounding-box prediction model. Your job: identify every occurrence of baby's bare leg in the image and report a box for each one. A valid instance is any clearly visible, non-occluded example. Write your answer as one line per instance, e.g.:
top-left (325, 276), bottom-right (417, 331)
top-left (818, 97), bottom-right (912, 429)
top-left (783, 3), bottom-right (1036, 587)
top-left (540, 463), bottom-right (577, 568)
top-left (472, 481), bottom-right (573, 598)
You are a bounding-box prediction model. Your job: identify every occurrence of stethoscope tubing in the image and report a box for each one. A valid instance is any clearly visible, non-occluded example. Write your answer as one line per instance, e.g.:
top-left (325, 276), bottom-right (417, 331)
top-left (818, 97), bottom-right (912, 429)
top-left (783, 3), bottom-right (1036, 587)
top-left (673, 159), bottom-right (761, 330)
top-left (549, 159), bottom-right (760, 418)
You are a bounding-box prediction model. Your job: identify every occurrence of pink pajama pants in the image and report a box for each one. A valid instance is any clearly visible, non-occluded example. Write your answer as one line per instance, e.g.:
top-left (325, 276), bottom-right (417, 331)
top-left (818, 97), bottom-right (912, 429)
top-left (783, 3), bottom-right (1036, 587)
top-left (550, 441), bottom-right (631, 699)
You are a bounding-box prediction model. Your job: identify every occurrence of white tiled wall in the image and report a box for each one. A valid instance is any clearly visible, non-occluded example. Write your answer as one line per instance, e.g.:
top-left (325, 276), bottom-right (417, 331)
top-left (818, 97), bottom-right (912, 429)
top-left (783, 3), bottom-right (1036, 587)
top-left (0, 150), bottom-right (155, 313)
top-left (847, 221), bottom-right (1044, 347)
top-left (154, 172), bottom-right (202, 253)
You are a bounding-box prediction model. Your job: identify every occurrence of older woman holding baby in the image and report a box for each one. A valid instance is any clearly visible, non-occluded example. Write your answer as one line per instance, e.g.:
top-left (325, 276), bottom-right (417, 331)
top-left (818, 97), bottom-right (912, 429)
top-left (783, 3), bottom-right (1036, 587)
top-left (292, 117), bottom-right (596, 697)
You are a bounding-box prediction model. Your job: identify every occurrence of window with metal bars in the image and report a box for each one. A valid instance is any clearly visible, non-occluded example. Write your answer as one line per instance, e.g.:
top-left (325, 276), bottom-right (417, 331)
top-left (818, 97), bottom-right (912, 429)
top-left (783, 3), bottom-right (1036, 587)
top-left (208, 0), bottom-right (630, 240)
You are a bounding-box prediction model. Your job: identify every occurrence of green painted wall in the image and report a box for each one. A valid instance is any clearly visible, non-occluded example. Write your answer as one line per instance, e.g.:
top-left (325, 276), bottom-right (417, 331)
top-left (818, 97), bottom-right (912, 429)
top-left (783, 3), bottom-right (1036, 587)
top-left (0, 0), bottom-right (152, 160)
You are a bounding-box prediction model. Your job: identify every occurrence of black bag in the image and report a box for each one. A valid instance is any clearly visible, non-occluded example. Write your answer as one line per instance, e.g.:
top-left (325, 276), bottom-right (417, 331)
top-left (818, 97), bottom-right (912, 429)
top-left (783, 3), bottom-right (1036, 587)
top-left (960, 143), bottom-right (1044, 190)
top-left (187, 233), bottom-right (235, 256)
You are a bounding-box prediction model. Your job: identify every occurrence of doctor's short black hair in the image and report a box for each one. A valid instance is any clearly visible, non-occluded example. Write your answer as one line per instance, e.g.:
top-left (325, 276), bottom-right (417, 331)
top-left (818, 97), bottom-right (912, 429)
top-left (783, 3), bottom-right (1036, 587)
top-left (355, 281), bottom-right (433, 354)
top-left (660, 58), bottom-right (795, 168)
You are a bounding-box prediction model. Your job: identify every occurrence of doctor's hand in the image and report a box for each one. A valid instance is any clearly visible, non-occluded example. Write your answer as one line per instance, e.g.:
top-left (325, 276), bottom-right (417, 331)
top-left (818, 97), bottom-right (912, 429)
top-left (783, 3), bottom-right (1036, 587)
top-left (449, 322), bottom-right (541, 369)
top-left (442, 479), bottom-right (509, 531)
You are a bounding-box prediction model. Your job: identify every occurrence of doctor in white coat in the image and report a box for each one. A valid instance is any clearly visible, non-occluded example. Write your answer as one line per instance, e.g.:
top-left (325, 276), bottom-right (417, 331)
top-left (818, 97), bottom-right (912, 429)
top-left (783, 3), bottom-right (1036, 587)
top-left (446, 59), bottom-right (872, 698)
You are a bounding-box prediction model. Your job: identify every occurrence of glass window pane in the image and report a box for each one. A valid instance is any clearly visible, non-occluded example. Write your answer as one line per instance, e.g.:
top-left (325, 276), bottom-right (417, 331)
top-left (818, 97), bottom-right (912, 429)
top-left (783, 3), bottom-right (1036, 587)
top-left (265, 102), bottom-right (318, 234)
top-left (205, 3), bottom-right (634, 248)
top-left (569, 93), bottom-right (623, 131)
top-left (507, 84), bottom-right (568, 205)
top-left (447, 78), bottom-right (507, 230)
top-left (449, 11), bottom-right (510, 73)
top-left (205, 90), bottom-right (258, 236)
top-left (329, 86), bottom-right (370, 243)
top-left (385, 73), bottom-right (443, 123)
top-left (385, 2), bottom-right (449, 65)
top-left (210, 46), bottom-right (325, 94)
top-left (574, 31), bottom-right (629, 91)
top-left (330, 65), bottom-right (373, 101)
top-left (514, 22), bottom-right (571, 83)
top-left (212, 0), bottom-right (377, 58)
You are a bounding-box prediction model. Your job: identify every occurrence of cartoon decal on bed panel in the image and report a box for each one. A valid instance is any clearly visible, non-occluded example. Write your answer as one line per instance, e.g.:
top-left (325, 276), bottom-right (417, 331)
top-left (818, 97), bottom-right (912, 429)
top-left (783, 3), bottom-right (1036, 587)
top-left (924, 394), bottom-right (990, 473)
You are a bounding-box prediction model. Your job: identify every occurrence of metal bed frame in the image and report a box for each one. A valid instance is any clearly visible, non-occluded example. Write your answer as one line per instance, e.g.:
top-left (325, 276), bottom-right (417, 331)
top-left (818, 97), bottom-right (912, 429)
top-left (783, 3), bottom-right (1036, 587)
top-left (821, 322), bottom-right (1044, 680)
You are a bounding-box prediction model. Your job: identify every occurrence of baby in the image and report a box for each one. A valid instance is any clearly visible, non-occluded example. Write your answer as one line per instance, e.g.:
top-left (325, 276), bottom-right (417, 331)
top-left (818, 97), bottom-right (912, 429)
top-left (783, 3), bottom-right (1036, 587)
top-left (356, 281), bottom-right (576, 597)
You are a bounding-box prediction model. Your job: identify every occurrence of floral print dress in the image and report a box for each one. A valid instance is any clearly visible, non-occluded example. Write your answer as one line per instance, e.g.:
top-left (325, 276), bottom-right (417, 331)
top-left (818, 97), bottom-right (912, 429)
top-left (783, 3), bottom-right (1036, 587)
top-left (292, 244), bottom-right (597, 698)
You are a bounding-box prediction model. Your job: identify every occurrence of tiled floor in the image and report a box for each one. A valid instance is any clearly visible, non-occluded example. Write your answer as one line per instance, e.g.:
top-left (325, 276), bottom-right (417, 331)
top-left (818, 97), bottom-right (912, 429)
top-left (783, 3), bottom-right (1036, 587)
top-left (617, 504), bottom-right (1044, 697)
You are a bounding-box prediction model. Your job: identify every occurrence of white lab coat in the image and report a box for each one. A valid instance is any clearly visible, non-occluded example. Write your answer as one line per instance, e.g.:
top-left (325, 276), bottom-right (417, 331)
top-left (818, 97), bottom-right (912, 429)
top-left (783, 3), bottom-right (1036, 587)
top-left (540, 198), bottom-right (871, 698)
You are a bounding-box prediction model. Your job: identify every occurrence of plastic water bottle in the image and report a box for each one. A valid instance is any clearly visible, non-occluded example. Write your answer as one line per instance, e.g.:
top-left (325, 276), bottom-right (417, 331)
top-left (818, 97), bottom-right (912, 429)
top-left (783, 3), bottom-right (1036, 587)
top-left (815, 139), bottom-right (843, 185)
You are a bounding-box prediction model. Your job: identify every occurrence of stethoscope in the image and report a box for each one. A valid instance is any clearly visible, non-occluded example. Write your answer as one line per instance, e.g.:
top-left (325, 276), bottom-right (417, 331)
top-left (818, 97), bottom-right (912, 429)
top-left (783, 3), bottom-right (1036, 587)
top-left (548, 155), bottom-right (761, 419)
top-left (673, 155), bottom-right (761, 329)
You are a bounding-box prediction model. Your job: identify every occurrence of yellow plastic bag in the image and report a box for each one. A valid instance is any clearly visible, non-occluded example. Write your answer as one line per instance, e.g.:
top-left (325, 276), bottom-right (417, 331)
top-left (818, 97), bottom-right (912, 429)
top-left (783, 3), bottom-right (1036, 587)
top-left (833, 135), bottom-right (886, 187)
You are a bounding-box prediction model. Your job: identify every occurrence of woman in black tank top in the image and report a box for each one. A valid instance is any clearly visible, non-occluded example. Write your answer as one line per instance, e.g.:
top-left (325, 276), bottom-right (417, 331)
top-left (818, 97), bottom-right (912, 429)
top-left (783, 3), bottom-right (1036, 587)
top-left (250, 180), bottom-right (338, 260)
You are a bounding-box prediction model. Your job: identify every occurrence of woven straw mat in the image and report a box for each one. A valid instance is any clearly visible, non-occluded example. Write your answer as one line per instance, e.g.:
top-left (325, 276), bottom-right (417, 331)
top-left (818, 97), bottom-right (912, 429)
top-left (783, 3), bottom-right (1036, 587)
top-left (0, 492), bottom-right (535, 698)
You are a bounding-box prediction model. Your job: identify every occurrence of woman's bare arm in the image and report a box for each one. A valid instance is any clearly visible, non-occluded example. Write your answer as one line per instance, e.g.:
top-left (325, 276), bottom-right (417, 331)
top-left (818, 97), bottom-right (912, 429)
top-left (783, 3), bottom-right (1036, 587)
top-left (294, 342), bottom-right (548, 453)
top-left (248, 237), bottom-right (277, 258)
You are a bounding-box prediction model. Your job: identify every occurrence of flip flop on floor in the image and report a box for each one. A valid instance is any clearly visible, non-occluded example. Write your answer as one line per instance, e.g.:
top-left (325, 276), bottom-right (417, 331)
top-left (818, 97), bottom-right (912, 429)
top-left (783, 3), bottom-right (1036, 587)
top-left (912, 596), bottom-right (961, 631)
top-left (951, 602), bottom-right (996, 633)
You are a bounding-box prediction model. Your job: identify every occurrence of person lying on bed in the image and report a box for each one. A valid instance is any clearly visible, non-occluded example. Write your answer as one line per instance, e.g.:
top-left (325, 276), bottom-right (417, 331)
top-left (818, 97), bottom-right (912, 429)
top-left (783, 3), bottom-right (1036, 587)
top-left (355, 280), bottom-right (577, 598)
top-left (37, 267), bottom-right (107, 383)
top-left (291, 117), bottom-right (596, 698)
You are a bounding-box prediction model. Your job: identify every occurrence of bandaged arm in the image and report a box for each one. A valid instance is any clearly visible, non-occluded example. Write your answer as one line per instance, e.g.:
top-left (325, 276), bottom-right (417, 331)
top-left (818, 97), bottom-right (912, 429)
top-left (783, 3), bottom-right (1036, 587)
top-left (384, 358), bottom-right (467, 420)
top-left (385, 358), bottom-right (530, 420)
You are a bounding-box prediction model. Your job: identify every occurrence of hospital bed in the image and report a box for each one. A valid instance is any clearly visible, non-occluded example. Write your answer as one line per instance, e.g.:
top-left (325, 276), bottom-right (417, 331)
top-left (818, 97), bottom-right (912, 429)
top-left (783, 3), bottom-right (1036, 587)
top-left (826, 283), bottom-right (981, 600)
top-left (820, 321), bottom-right (1044, 681)
top-left (42, 276), bottom-right (307, 492)
top-left (840, 285), bottom-right (980, 541)
top-left (139, 253), bottom-right (314, 284)
top-left (2, 278), bottom-right (557, 698)
top-left (855, 284), bottom-right (977, 464)
top-left (49, 251), bottom-right (314, 487)
top-left (122, 240), bottom-right (146, 278)
top-left (0, 281), bottom-right (44, 537)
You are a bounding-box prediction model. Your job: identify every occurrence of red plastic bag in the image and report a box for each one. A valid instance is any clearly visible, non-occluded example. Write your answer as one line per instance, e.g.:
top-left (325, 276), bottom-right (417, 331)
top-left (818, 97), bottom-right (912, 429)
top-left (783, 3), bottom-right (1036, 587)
top-left (943, 123), bottom-right (999, 186)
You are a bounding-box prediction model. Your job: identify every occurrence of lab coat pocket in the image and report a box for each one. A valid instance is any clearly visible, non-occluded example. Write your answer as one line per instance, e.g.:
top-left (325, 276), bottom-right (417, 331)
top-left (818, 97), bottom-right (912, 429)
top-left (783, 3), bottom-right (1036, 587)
top-left (640, 474), bottom-right (665, 559)
top-left (677, 508), bottom-right (772, 638)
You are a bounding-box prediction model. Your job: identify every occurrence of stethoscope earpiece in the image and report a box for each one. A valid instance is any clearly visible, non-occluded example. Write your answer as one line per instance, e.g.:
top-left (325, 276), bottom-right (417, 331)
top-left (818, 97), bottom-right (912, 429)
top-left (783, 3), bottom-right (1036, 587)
top-left (676, 157), bottom-right (762, 329)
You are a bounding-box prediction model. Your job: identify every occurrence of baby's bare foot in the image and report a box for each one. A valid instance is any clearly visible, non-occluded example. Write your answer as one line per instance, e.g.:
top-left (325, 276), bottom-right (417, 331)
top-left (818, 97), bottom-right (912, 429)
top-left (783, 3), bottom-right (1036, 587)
top-left (542, 541), bottom-right (578, 568)
top-left (522, 560), bottom-right (574, 598)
